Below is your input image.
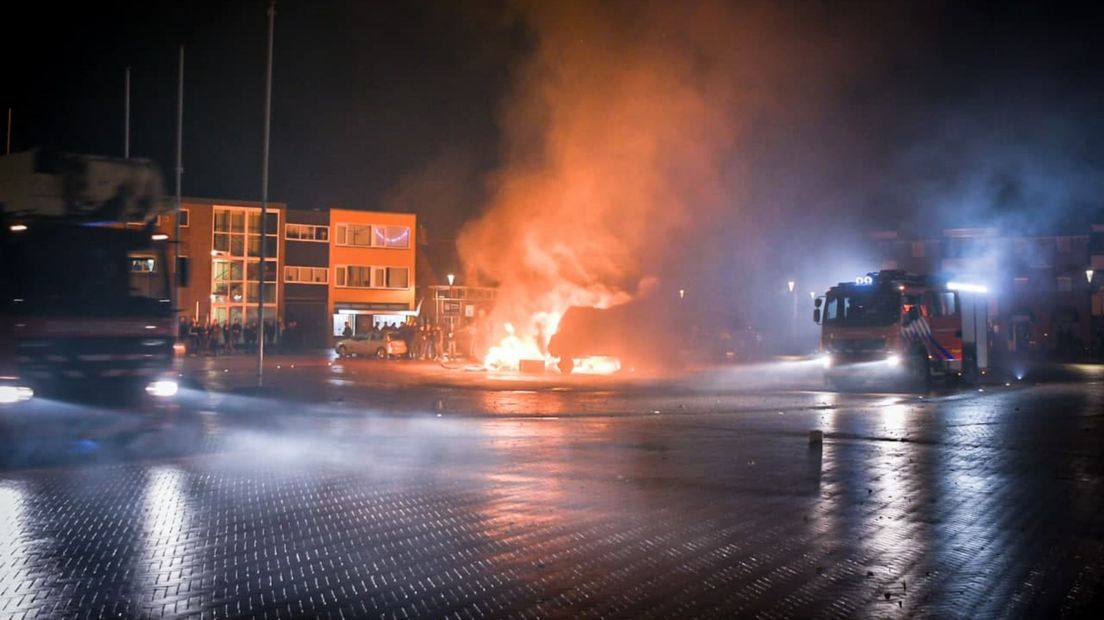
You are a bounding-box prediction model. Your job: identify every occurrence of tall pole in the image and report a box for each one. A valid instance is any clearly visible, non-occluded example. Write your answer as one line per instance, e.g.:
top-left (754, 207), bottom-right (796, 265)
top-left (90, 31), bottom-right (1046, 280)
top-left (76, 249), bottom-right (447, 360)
top-left (124, 67), bottom-right (131, 159)
top-left (174, 49), bottom-right (184, 323)
top-left (257, 0), bottom-right (275, 386)
top-left (5, 107), bottom-right (11, 154)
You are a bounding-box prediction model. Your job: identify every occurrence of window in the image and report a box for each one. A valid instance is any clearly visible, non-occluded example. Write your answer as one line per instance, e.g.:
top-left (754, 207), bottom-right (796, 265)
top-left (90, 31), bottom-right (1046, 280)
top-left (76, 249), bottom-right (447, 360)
top-left (1057, 276), bottom-right (1072, 292)
top-left (210, 206), bottom-right (278, 325)
top-left (374, 225), bottom-right (410, 248)
top-left (335, 265), bottom-right (410, 289)
top-left (335, 224), bottom-right (373, 247)
top-left (179, 209), bottom-right (189, 227)
top-left (1057, 237), bottom-right (1071, 254)
top-left (1014, 277), bottom-right (1029, 293)
top-left (286, 223), bottom-right (329, 242)
top-left (335, 223), bottom-right (411, 248)
top-left (932, 292), bottom-right (957, 316)
top-left (129, 256), bottom-right (156, 273)
top-left (383, 266), bottom-right (409, 288)
top-left (911, 241), bottom-right (925, 258)
top-left (285, 266), bottom-right (328, 284)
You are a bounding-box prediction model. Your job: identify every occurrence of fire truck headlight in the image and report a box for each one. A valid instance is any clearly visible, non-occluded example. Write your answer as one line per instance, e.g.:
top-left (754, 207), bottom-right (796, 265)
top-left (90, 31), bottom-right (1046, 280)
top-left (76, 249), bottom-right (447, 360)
top-left (885, 354), bottom-right (902, 367)
top-left (145, 379), bottom-right (179, 398)
top-left (0, 385), bottom-right (35, 404)
top-left (821, 354), bottom-right (832, 369)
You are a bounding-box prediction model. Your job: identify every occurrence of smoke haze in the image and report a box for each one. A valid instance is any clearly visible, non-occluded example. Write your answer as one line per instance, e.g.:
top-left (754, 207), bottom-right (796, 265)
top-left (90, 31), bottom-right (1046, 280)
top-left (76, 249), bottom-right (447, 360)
top-left (457, 0), bottom-right (913, 353)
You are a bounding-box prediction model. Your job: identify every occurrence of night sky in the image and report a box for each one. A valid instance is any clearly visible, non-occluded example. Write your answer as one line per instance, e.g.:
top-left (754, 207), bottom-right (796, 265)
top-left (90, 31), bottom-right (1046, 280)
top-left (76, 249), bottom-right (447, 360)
top-left (5, 1), bottom-right (1104, 289)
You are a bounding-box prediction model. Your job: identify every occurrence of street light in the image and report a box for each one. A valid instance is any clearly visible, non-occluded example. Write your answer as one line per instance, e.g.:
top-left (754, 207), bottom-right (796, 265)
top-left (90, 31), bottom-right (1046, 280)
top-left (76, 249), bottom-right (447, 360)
top-left (1087, 269), bottom-right (1095, 284)
top-left (445, 273), bottom-right (456, 359)
top-left (787, 280), bottom-right (795, 293)
top-left (678, 288), bottom-right (685, 299)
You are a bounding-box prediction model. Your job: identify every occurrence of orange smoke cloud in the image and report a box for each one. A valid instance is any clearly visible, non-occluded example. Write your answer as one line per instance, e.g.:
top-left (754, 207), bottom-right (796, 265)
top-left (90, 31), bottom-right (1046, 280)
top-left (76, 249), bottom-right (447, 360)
top-left (457, 0), bottom-right (887, 367)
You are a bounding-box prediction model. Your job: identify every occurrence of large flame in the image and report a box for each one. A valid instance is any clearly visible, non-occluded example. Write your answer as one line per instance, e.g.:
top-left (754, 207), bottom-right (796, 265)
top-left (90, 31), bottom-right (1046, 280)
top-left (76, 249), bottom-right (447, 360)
top-left (457, 1), bottom-right (874, 372)
top-left (458, 1), bottom-right (742, 373)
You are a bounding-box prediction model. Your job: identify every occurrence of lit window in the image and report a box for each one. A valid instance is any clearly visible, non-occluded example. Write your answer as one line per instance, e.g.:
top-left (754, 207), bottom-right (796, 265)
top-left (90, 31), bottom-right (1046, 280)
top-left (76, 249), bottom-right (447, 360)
top-left (130, 257), bottom-right (156, 273)
top-left (335, 223), bottom-right (410, 248)
top-left (911, 241), bottom-right (925, 258)
top-left (335, 224), bottom-right (373, 247)
top-left (373, 226), bottom-right (410, 248)
top-left (335, 265), bottom-right (409, 289)
top-left (285, 266), bottom-right (328, 284)
top-left (285, 223), bottom-right (329, 242)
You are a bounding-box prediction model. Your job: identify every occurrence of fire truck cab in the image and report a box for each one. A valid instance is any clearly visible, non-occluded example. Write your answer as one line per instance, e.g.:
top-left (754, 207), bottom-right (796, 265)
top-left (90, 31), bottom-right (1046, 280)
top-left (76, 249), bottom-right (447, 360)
top-left (1, 149), bottom-right (184, 404)
top-left (813, 270), bottom-right (989, 388)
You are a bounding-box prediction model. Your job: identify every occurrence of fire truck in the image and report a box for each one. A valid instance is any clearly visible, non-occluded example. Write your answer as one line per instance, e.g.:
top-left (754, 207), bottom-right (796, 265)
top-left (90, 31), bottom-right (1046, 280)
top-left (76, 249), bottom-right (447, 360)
top-left (812, 270), bottom-right (989, 388)
top-left (0, 148), bottom-right (186, 404)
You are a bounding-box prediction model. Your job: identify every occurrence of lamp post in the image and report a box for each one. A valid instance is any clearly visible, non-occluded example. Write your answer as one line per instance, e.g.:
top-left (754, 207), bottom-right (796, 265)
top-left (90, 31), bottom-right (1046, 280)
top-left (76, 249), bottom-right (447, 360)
top-left (446, 274), bottom-right (456, 360)
top-left (256, 0), bottom-right (275, 387)
top-left (446, 273), bottom-right (455, 327)
top-left (1089, 269), bottom-right (1099, 359)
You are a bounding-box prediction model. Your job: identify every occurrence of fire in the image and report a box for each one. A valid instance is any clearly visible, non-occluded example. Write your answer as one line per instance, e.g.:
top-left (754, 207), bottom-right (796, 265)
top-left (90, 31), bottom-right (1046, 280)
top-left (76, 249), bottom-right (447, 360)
top-left (456, 2), bottom-right (750, 375)
top-left (572, 356), bottom-right (621, 375)
top-left (482, 320), bottom-right (622, 375)
top-left (483, 322), bottom-right (542, 371)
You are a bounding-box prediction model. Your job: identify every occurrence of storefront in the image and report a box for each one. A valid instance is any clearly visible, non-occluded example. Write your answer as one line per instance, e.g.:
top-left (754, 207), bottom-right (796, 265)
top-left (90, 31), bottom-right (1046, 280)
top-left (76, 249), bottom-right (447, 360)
top-left (333, 302), bottom-right (420, 337)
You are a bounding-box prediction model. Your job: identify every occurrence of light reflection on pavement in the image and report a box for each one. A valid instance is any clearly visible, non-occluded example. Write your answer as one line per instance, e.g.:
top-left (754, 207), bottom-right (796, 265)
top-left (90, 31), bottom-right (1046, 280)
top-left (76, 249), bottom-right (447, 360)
top-left (0, 355), bottom-right (1101, 617)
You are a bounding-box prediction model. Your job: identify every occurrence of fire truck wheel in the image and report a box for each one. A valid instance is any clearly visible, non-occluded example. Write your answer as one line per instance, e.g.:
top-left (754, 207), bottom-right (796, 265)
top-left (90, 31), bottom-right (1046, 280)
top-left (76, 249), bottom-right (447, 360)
top-left (376, 347), bottom-right (388, 360)
top-left (336, 345), bottom-right (348, 358)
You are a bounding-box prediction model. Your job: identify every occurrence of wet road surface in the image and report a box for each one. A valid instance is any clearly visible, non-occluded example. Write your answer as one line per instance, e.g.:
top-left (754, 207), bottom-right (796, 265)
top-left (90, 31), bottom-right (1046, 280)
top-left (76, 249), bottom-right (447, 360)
top-left (1, 356), bottom-right (1102, 617)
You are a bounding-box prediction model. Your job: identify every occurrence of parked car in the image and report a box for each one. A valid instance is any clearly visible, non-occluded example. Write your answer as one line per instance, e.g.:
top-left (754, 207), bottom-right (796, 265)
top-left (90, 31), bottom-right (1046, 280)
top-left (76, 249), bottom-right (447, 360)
top-left (334, 332), bottom-right (407, 359)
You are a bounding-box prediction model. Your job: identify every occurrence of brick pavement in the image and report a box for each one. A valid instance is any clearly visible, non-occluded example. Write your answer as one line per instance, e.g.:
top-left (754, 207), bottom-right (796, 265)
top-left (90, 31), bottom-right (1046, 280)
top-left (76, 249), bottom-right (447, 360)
top-left (0, 378), bottom-right (1102, 618)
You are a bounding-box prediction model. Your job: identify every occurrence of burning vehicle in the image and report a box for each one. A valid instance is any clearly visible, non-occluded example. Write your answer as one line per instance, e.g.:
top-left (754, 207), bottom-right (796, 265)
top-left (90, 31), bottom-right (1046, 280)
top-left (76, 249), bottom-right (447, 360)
top-left (547, 295), bottom-right (746, 374)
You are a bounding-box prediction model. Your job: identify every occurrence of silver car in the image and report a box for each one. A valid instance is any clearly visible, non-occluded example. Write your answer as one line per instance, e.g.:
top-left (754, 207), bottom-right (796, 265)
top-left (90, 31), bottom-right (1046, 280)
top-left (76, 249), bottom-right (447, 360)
top-left (334, 332), bottom-right (408, 359)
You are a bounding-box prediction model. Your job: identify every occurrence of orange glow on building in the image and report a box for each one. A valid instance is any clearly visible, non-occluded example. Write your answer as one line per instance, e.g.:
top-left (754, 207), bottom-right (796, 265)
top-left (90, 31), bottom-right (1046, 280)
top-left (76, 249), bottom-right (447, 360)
top-left (328, 209), bottom-right (417, 336)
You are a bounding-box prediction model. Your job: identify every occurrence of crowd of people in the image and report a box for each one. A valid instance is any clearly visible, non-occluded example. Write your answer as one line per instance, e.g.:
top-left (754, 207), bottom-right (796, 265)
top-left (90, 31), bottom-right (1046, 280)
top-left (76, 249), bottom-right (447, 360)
top-left (180, 315), bottom-right (493, 361)
top-left (178, 317), bottom-right (306, 357)
top-left (342, 320), bottom-right (490, 362)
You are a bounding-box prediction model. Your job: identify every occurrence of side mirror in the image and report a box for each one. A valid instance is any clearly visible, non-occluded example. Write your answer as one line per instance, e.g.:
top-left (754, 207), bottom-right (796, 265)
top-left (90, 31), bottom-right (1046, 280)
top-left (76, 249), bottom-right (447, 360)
top-left (176, 256), bottom-right (190, 288)
top-left (814, 297), bottom-right (822, 308)
top-left (812, 308), bottom-right (821, 324)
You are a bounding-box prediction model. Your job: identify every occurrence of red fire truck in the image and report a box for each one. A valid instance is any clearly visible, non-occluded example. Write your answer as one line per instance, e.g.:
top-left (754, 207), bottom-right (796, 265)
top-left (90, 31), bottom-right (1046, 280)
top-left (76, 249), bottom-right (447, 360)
top-left (0, 148), bottom-right (186, 404)
top-left (813, 270), bottom-right (989, 388)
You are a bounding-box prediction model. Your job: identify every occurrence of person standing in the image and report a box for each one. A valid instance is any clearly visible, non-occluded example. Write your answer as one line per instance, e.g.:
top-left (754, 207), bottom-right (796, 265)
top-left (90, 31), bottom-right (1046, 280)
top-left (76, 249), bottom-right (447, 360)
top-left (212, 321), bottom-right (224, 356)
top-left (426, 324), bottom-right (439, 361)
top-left (188, 319), bottom-right (200, 356)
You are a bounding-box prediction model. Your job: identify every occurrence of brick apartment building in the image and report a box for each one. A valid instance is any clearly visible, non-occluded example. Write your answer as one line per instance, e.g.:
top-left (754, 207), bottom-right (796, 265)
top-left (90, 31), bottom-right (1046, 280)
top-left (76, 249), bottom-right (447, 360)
top-left (157, 201), bottom-right (418, 348)
top-left (868, 225), bottom-right (1104, 358)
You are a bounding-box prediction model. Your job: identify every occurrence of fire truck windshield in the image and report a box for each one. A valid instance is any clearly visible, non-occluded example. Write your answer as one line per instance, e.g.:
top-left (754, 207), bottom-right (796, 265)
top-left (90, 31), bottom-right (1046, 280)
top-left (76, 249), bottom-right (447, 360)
top-left (823, 289), bottom-right (899, 327)
top-left (1, 224), bottom-right (171, 317)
